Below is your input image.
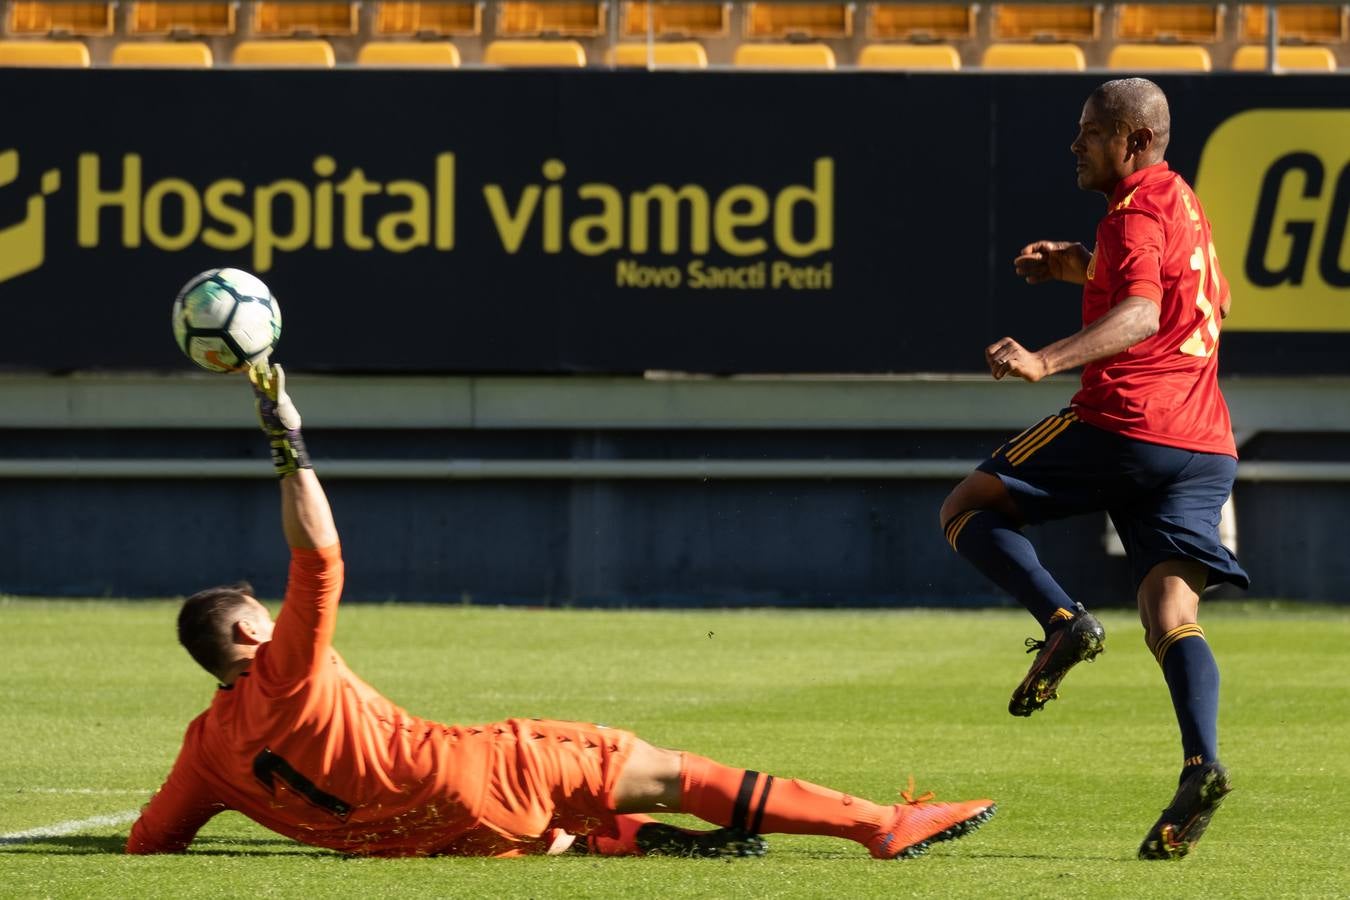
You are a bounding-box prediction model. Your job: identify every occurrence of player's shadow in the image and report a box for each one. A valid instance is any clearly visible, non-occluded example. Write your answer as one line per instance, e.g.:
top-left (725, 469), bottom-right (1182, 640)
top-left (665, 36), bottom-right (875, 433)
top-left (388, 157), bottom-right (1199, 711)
top-left (0, 835), bottom-right (320, 856)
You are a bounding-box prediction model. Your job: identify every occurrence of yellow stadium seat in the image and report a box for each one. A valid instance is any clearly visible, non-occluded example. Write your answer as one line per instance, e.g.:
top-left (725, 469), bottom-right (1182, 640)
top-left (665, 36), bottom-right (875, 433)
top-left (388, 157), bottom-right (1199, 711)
top-left (992, 4), bottom-right (1099, 40)
top-left (981, 42), bottom-right (1085, 69)
top-left (0, 39), bottom-right (91, 66)
top-left (356, 40), bottom-right (462, 65)
top-left (1232, 44), bottom-right (1338, 70)
top-left (867, 3), bottom-right (974, 40)
top-left (231, 39), bottom-right (336, 66)
top-left (621, 2), bottom-right (728, 37)
top-left (6, 2), bottom-right (113, 35)
top-left (745, 3), bottom-right (853, 39)
top-left (857, 42), bottom-right (961, 69)
top-left (483, 38), bottom-right (587, 65)
top-left (1115, 4), bottom-right (1223, 42)
top-left (1240, 4), bottom-right (1348, 43)
top-left (733, 42), bottom-right (836, 68)
top-left (252, 2), bottom-right (358, 36)
top-left (1108, 43), bottom-right (1212, 70)
top-left (129, 2), bottom-right (237, 35)
top-left (375, 2), bottom-right (482, 35)
top-left (608, 41), bottom-right (708, 67)
top-left (111, 40), bottom-right (215, 66)
top-left (496, 2), bottom-right (606, 36)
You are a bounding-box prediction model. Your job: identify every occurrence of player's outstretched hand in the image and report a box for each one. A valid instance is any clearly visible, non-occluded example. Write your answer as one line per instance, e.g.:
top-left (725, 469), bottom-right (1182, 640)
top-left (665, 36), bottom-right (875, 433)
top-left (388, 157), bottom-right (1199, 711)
top-left (985, 337), bottom-right (1048, 383)
top-left (248, 362), bottom-right (302, 436)
top-left (1014, 241), bottom-right (1091, 286)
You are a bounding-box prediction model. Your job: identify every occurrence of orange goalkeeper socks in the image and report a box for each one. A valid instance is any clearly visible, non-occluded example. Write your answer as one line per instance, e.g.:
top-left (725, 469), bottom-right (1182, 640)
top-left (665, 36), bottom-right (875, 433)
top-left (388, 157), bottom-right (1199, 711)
top-left (678, 753), bottom-right (888, 844)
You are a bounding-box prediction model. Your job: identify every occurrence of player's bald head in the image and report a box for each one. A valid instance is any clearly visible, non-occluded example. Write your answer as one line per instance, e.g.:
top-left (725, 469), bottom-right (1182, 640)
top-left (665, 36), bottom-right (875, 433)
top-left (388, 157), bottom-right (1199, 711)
top-left (1088, 78), bottom-right (1170, 158)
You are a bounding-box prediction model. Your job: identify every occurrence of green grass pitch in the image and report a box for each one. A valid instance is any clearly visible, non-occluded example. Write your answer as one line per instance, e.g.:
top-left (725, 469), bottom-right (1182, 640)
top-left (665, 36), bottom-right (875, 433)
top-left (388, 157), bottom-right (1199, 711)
top-left (2, 598), bottom-right (1347, 899)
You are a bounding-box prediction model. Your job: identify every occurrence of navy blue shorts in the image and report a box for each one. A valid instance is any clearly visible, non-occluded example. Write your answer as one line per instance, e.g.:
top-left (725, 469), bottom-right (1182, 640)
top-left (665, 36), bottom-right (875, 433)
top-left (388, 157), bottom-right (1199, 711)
top-left (977, 409), bottom-right (1249, 591)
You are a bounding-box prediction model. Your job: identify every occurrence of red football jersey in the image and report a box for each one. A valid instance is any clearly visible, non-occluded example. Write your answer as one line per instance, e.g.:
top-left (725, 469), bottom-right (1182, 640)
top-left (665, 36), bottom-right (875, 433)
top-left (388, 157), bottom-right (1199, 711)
top-left (1071, 162), bottom-right (1237, 458)
top-left (127, 545), bottom-right (495, 857)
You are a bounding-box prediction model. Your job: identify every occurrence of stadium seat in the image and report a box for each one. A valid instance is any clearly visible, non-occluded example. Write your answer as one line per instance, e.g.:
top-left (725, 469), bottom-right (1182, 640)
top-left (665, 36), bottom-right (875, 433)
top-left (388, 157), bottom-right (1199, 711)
top-left (857, 42), bottom-right (961, 69)
top-left (1232, 44), bottom-right (1338, 70)
top-left (128, 2), bottom-right (237, 35)
top-left (1240, 4), bottom-right (1348, 42)
top-left (231, 39), bottom-right (336, 66)
top-left (745, 3), bottom-right (853, 39)
top-left (733, 42), bottom-right (835, 68)
top-left (621, 1), bottom-right (728, 37)
top-left (1115, 4), bottom-right (1223, 42)
top-left (483, 38), bottom-right (587, 65)
top-left (866, 3), bottom-right (975, 40)
top-left (992, 4), bottom-right (1099, 40)
top-left (496, 2), bottom-right (606, 36)
top-left (356, 40), bottom-right (462, 65)
top-left (0, 39), bottom-right (91, 66)
top-left (1107, 43), bottom-right (1212, 70)
top-left (252, 2), bottom-right (358, 36)
top-left (110, 40), bottom-right (215, 66)
top-left (981, 42), bottom-right (1085, 69)
top-left (6, 1), bottom-right (114, 35)
top-left (608, 41), bottom-right (708, 67)
top-left (374, 1), bottom-right (482, 35)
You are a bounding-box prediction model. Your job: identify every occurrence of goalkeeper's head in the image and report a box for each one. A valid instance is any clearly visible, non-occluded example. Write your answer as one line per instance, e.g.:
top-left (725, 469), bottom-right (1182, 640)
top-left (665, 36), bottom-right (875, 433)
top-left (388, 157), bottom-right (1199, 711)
top-left (177, 583), bottom-right (276, 682)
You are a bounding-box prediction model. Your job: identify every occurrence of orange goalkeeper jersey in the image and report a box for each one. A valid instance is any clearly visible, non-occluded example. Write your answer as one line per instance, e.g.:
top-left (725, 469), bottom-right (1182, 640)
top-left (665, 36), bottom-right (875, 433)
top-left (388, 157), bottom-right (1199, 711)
top-left (127, 544), bottom-right (495, 856)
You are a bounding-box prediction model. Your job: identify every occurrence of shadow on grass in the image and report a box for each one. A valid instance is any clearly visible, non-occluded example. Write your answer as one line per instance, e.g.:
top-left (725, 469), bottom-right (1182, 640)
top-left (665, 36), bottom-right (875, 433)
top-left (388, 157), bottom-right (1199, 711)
top-left (0, 834), bottom-right (326, 856)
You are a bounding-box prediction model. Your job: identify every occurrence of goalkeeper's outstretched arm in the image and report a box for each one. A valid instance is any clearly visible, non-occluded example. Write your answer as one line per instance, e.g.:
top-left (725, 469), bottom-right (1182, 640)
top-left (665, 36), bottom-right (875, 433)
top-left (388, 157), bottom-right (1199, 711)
top-left (249, 364), bottom-right (337, 550)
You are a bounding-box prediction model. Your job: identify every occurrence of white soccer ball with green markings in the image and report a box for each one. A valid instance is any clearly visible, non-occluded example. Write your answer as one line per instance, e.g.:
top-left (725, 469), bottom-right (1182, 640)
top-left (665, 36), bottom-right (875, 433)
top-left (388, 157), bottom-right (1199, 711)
top-left (172, 268), bottom-right (282, 373)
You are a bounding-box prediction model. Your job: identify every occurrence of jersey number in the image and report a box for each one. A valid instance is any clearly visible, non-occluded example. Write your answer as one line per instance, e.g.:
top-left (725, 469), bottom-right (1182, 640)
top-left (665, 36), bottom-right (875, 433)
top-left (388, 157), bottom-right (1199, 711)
top-left (253, 747), bottom-right (353, 821)
top-left (1179, 242), bottom-right (1222, 358)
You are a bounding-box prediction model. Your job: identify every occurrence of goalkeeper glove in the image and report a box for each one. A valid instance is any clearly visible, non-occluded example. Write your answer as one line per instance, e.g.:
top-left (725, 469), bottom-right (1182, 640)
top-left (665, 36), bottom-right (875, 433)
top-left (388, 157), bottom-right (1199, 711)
top-left (248, 363), bottom-right (311, 477)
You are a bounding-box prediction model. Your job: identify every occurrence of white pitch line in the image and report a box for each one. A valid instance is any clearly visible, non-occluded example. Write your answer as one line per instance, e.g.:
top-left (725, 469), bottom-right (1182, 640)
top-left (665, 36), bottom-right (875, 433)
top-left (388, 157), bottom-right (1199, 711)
top-left (0, 810), bottom-right (139, 845)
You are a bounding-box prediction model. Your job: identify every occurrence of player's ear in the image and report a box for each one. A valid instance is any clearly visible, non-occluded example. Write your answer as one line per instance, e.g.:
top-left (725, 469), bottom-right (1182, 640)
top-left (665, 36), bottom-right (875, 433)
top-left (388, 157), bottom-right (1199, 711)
top-left (1127, 128), bottom-right (1154, 158)
top-left (233, 616), bottom-right (265, 645)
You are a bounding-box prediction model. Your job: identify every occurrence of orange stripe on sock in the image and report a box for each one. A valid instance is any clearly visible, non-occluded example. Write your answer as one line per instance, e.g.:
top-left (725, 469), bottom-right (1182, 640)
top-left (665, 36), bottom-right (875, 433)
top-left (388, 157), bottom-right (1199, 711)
top-left (1153, 624), bottom-right (1205, 666)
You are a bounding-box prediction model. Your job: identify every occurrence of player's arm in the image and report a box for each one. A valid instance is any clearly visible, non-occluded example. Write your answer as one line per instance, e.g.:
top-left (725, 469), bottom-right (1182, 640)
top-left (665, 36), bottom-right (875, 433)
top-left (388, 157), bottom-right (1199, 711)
top-left (126, 735), bottom-right (226, 854)
top-left (1013, 241), bottom-right (1092, 286)
top-left (985, 296), bottom-right (1160, 382)
top-left (249, 365), bottom-right (344, 681)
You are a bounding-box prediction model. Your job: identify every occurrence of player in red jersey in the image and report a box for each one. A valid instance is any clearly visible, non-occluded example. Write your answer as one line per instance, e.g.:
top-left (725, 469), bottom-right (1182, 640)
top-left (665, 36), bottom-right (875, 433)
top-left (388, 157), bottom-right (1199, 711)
top-left (938, 79), bottom-right (1247, 860)
top-left (129, 364), bottom-right (995, 860)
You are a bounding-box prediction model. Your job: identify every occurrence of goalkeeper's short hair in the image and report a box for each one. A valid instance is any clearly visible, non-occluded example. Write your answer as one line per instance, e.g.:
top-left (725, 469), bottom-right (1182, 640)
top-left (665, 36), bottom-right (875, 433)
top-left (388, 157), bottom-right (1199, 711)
top-left (178, 582), bottom-right (256, 679)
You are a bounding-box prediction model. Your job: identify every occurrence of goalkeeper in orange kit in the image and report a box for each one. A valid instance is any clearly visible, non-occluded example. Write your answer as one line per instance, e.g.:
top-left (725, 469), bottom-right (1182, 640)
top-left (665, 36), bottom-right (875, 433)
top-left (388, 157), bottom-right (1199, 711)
top-left (127, 365), bottom-right (995, 860)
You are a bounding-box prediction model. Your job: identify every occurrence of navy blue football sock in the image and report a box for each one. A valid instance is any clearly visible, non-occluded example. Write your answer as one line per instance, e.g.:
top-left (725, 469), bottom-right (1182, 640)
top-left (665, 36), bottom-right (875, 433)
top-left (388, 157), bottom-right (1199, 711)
top-left (1155, 625), bottom-right (1221, 778)
top-left (945, 509), bottom-right (1077, 631)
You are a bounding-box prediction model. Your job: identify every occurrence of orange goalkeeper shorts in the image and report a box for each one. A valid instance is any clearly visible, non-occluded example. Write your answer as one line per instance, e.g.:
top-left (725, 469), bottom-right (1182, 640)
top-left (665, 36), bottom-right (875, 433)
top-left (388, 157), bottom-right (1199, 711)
top-left (437, 718), bottom-right (639, 857)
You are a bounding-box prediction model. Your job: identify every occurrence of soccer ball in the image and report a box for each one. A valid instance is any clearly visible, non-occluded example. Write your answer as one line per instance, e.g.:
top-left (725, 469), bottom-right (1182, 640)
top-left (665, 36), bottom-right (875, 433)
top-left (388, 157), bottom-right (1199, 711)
top-left (171, 268), bottom-right (282, 373)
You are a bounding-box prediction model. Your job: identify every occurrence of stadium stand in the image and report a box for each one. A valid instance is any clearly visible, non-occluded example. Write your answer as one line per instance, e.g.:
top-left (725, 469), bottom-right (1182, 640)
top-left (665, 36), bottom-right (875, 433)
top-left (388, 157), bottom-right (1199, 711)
top-left (744, 2), bottom-right (853, 38)
top-left (621, 1), bottom-right (729, 37)
top-left (231, 38), bottom-right (337, 64)
top-left (1115, 3), bottom-right (1223, 42)
top-left (857, 42), bottom-right (961, 68)
top-left (608, 39), bottom-right (708, 65)
top-left (128, 2), bottom-right (237, 35)
top-left (867, 2), bottom-right (976, 40)
top-left (483, 36), bottom-right (587, 63)
top-left (0, 0), bottom-right (1347, 69)
top-left (1107, 42), bottom-right (1213, 69)
top-left (374, 1), bottom-right (483, 35)
top-left (356, 38), bottom-right (462, 63)
top-left (111, 39), bottom-right (214, 65)
top-left (733, 40), bottom-right (835, 67)
top-left (0, 37), bottom-right (90, 64)
top-left (981, 41), bottom-right (1087, 69)
top-left (497, 1), bottom-right (606, 35)
top-left (1232, 42), bottom-right (1338, 68)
